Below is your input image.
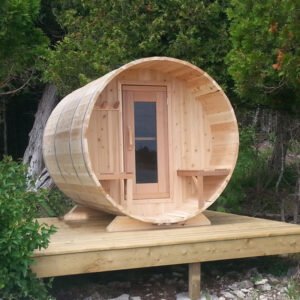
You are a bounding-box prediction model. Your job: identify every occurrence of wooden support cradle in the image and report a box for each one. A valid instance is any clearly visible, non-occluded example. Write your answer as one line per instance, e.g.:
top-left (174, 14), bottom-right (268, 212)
top-left (64, 205), bottom-right (211, 231)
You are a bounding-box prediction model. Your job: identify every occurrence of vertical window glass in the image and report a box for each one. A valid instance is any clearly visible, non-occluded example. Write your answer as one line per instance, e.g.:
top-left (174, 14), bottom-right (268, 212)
top-left (134, 102), bottom-right (158, 183)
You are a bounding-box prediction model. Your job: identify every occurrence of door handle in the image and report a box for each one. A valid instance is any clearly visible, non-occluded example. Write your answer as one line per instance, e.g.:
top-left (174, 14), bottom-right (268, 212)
top-left (128, 125), bottom-right (133, 151)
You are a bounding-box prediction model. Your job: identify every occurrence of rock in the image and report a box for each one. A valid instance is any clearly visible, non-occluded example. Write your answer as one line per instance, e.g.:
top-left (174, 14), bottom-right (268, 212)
top-left (240, 288), bottom-right (250, 293)
top-left (228, 283), bottom-right (239, 290)
top-left (176, 292), bottom-right (207, 300)
top-left (267, 274), bottom-right (280, 284)
top-left (254, 278), bottom-right (268, 285)
top-left (178, 279), bottom-right (186, 287)
top-left (280, 287), bottom-right (288, 293)
top-left (232, 290), bottom-right (245, 298)
top-left (239, 280), bottom-right (254, 289)
top-left (229, 280), bottom-right (253, 291)
top-left (287, 266), bottom-right (299, 277)
top-left (176, 292), bottom-right (190, 300)
top-left (108, 294), bottom-right (130, 300)
top-left (220, 291), bottom-right (235, 299)
top-left (259, 283), bottom-right (272, 291)
top-left (281, 276), bottom-right (289, 284)
top-left (246, 267), bottom-right (259, 278)
top-left (130, 297), bottom-right (141, 300)
top-left (218, 297), bottom-right (225, 300)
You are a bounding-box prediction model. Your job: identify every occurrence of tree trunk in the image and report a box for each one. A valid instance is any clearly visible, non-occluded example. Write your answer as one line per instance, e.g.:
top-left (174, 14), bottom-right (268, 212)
top-left (269, 111), bottom-right (291, 221)
top-left (23, 84), bottom-right (58, 185)
top-left (35, 167), bottom-right (55, 189)
top-left (293, 152), bottom-right (300, 223)
top-left (252, 105), bottom-right (260, 128)
top-left (269, 111), bottom-right (290, 172)
top-left (0, 98), bottom-right (8, 156)
top-left (293, 177), bottom-right (300, 223)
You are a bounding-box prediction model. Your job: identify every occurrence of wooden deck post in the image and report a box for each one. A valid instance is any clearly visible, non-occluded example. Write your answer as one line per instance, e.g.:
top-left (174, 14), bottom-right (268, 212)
top-left (189, 262), bottom-right (201, 300)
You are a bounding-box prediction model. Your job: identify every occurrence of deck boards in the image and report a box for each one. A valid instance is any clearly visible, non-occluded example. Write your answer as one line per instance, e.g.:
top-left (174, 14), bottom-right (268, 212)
top-left (32, 211), bottom-right (300, 278)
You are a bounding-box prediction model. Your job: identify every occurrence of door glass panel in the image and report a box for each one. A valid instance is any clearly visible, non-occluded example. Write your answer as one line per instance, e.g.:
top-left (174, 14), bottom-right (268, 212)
top-left (134, 102), bottom-right (157, 137)
top-left (134, 102), bottom-right (158, 183)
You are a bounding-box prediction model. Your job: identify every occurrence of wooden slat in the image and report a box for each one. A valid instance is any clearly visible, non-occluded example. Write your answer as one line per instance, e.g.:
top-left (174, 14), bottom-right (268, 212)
top-left (177, 169), bottom-right (230, 177)
top-left (126, 178), bottom-right (133, 210)
top-left (98, 173), bottom-right (133, 180)
top-left (33, 234), bottom-right (300, 278)
top-left (197, 176), bottom-right (204, 208)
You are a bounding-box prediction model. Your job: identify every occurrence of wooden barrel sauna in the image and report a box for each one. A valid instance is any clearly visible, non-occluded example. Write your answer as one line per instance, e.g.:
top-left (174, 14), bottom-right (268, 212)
top-left (43, 57), bottom-right (239, 224)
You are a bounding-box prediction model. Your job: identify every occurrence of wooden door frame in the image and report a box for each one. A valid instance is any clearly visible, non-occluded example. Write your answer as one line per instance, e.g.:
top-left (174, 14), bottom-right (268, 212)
top-left (119, 81), bottom-right (173, 201)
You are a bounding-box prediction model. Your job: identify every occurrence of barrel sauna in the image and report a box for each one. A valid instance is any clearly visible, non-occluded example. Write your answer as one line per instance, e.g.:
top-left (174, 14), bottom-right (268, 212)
top-left (43, 57), bottom-right (239, 224)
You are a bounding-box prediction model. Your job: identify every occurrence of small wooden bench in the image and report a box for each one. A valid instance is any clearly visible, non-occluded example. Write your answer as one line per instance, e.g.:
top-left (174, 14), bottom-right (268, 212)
top-left (98, 173), bottom-right (134, 209)
top-left (177, 169), bottom-right (230, 208)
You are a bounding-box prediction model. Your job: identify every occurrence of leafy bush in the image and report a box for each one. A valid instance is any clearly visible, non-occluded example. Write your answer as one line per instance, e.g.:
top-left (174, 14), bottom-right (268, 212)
top-left (38, 188), bottom-right (74, 218)
top-left (214, 125), bottom-right (297, 214)
top-left (0, 156), bottom-right (55, 299)
top-left (214, 126), bottom-right (267, 213)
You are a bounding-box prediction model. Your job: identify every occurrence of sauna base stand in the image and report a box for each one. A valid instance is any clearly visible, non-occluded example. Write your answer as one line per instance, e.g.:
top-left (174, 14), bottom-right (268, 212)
top-left (107, 214), bottom-right (211, 232)
top-left (63, 205), bottom-right (109, 222)
top-left (63, 205), bottom-right (211, 232)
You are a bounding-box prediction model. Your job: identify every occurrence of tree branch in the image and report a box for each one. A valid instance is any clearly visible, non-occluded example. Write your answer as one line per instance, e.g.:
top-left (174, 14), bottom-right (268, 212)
top-left (0, 73), bottom-right (33, 96)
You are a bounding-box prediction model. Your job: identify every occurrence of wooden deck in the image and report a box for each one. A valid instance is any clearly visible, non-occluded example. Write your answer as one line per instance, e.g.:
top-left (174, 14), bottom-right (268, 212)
top-left (32, 211), bottom-right (300, 278)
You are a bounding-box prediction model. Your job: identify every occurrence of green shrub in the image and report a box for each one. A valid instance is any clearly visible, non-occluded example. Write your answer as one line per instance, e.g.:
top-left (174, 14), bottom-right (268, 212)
top-left (38, 188), bottom-right (74, 218)
top-left (213, 126), bottom-right (259, 212)
top-left (214, 125), bottom-right (297, 214)
top-left (0, 156), bottom-right (56, 299)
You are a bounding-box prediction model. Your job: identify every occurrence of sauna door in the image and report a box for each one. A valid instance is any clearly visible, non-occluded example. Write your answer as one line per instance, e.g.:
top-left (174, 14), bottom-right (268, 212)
top-left (123, 85), bottom-right (169, 199)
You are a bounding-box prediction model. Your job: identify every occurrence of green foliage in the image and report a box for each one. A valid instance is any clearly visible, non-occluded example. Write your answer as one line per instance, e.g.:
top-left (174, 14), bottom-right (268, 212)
top-left (0, 0), bottom-right (48, 93)
top-left (286, 280), bottom-right (300, 300)
top-left (38, 188), bottom-right (74, 217)
top-left (0, 156), bottom-right (55, 299)
top-left (214, 126), bottom-right (259, 212)
top-left (43, 0), bottom-right (231, 95)
top-left (214, 123), bottom-right (298, 213)
top-left (227, 0), bottom-right (300, 113)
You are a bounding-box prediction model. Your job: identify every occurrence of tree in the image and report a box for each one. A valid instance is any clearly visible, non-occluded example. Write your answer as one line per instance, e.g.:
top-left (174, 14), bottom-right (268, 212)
top-left (227, 0), bottom-right (300, 112)
top-left (43, 0), bottom-right (231, 95)
top-left (227, 0), bottom-right (300, 219)
top-left (0, 0), bottom-right (49, 157)
top-left (0, 0), bottom-right (48, 96)
top-left (23, 84), bottom-right (58, 182)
